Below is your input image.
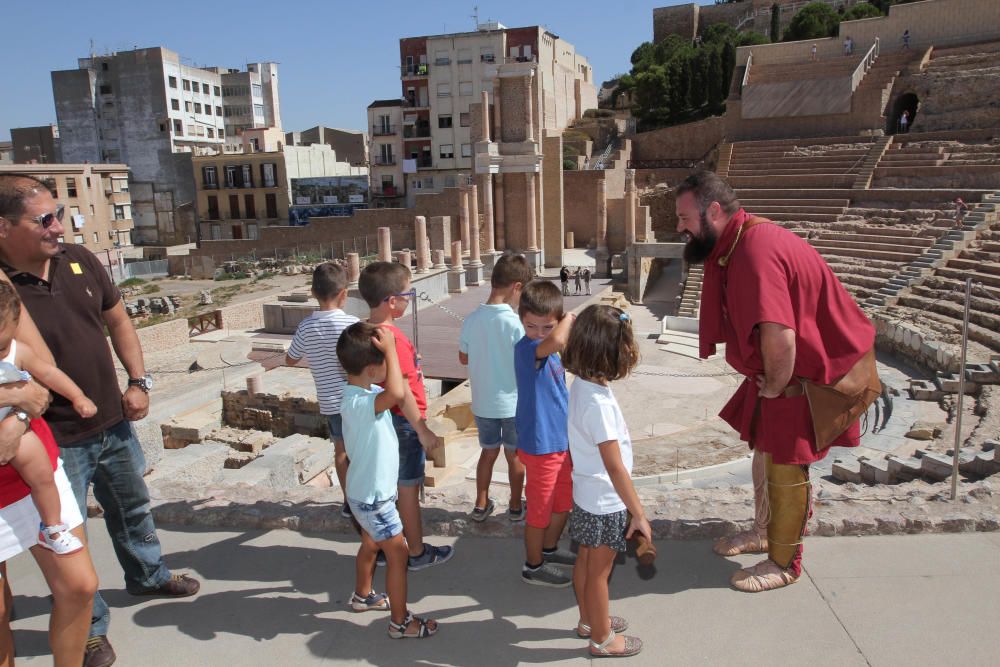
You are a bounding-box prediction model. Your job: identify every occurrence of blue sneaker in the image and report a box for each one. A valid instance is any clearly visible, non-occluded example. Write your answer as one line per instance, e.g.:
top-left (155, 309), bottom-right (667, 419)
top-left (350, 590), bottom-right (389, 612)
top-left (408, 544), bottom-right (454, 571)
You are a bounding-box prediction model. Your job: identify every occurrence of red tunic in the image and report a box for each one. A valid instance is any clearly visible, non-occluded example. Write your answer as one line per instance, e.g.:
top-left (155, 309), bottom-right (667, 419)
top-left (0, 419), bottom-right (59, 508)
top-left (699, 211), bottom-right (874, 464)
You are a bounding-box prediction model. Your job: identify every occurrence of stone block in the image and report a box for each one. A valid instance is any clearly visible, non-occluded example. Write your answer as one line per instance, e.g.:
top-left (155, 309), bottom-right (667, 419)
top-left (886, 456), bottom-right (923, 482)
top-left (916, 451), bottom-right (954, 481)
top-left (905, 421), bottom-right (943, 440)
top-left (831, 457), bottom-right (863, 484)
top-left (147, 442), bottom-right (228, 487)
top-left (222, 453), bottom-right (299, 490)
top-left (134, 419), bottom-right (164, 473)
top-left (261, 433), bottom-right (335, 484)
top-left (860, 457), bottom-right (891, 484)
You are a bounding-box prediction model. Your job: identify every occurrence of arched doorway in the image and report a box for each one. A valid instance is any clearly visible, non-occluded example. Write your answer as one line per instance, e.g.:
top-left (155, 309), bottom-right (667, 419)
top-left (887, 93), bottom-right (919, 135)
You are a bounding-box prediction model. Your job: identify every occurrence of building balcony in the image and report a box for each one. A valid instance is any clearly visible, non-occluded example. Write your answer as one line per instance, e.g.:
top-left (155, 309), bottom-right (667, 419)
top-left (434, 57), bottom-right (450, 66)
top-left (480, 54), bottom-right (496, 63)
top-left (202, 182), bottom-right (219, 190)
top-left (403, 98), bottom-right (429, 109)
top-left (374, 156), bottom-right (397, 166)
top-left (416, 157), bottom-right (433, 168)
top-left (403, 126), bottom-right (431, 139)
top-left (402, 63), bottom-right (430, 77)
top-left (371, 185), bottom-right (402, 197)
top-left (372, 125), bottom-right (397, 136)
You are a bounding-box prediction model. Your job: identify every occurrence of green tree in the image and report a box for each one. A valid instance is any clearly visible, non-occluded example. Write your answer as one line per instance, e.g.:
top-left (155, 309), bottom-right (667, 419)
top-left (783, 2), bottom-right (840, 41)
top-left (843, 2), bottom-right (883, 20)
top-left (770, 3), bottom-right (781, 41)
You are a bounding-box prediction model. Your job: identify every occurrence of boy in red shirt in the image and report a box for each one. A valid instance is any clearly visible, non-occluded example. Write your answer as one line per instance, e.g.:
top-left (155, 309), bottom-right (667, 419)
top-left (358, 262), bottom-right (452, 570)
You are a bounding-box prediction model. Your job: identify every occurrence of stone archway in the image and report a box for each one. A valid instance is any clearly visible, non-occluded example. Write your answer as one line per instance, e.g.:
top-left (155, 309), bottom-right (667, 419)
top-left (887, 93), bottom-right (920, 135)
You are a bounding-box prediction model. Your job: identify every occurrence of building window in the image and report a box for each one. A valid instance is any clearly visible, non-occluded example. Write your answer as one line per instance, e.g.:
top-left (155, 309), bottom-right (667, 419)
top-left (457, 49), bottom-right (472, 64)
top-left (265, 193), bottom-right (278, 218)
top-left (247, 223), bottom-right (259, 240)
top-left (228, 194), bottom-right (240, 219)
top-left (113, 205), bottom-right (129, 220)
top-left (459, 81), bottom-right (473, 96)
top-left (213, 86), bottom-right (221, 96)
top-left (440, 144), bottom-right (454, 159)
top-left (194, 103), bottom-right (202, 114)
top-left (66, 178), bottom-right (77, 198)
top-left (74, 234), bottom-right (85, 244)
top-left (207, 128), bottom-right (215, 138)
top-left (202, 82), bottom-right (210, 94)
top-left (171, 99), bottom-right (180, 111)
top-left (173, 119), bottom-right (183, 135)
top-left (437, 83), bottom-right (450, 97)
top-left (261, 163), bottom-right (277, 188)
top-left (182, 79), bottom-right (191, 91)
top-left (224, 165), bottom-right (237, 188)
top-left (203, 166), bottom-right (218, 189)
top-left (216, 106), bottom-right (223, 116)
top-left (169, 76), bottom-right (177, 88)
top-left (93, 232), bottom-right (99, 243)
top-left (207, 195), bottom-right (220, 220)
top-left (460, 112), bottom-right (471, 127)
top-left (99, 84), bottom-right (112, 95)
top-left (251, 83), bottom-right (263, 98)
top-left (480, 47), bottom-right (495, 63)
top-left (241, 164), bottom-right (253, 188)
top-left (160, 123), bottom-right (166, 132)
top-left (435, 50), bottom-right (450, 65)
top-left (111, 177), bottom-right (128, 193)
top-left (244, 194), bottom-right (256, 219)
top-left (253, 104), bottom-right (265, 118)
top-left (438, 115), bottom-right (453, 128)
top-left (461, 143), bottom-right (472, 157)
top-left (185, 101), bottom-right (192, 112)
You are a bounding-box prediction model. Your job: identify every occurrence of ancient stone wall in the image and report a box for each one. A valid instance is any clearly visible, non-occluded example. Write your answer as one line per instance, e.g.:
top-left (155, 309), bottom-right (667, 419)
top-left (136, 318), bottom-right (191, 352)
top-left (631, 116), bottom-right (724, 161)
top-left (653, 4), bottom-right (699, 44)
top-left (222, 389), bottom-right (326, 438)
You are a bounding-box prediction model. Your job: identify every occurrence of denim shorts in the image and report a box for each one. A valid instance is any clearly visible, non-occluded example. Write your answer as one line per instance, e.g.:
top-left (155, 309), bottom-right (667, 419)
top-left (474, 416), bottom-right (518, 450)
top-left (348, 495), bottom-right (403, 542)
top-left (325, 413), bottom-right (344, 441)
top-left (392, 413), bottom-right (425, 487)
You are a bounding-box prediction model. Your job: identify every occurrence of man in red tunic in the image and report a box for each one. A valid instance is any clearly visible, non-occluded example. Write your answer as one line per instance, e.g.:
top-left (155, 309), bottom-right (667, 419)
top-left (676, 171), bottom-right (873, 592)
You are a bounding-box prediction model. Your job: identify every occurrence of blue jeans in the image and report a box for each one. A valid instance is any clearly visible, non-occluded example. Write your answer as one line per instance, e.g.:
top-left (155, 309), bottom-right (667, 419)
top-left (392, 414), bottom-right (425, 486)
top-left (59, 420), bottom-right (172, 638)
top-left (348, 494), bottom-right (403, 542)
top-left (473, 416), bottom-right (518, 450)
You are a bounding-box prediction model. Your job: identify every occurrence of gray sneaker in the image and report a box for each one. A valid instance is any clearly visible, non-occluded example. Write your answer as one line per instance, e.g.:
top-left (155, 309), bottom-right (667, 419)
top-left (408, 544), bottom-right (455, 571)
top-left (543, 548), bottom-right (577, 566)
top-left (521, 562), bottom-right (573, 588)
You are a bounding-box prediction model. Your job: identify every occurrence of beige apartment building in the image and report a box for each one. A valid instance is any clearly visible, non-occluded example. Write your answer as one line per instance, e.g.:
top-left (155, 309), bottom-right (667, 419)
top-left (368, 21), bottom-right (597, 206)
top-left (0, 164), bottom-right (135, 272)
top-left (367, 100), bottom-right (406, 207)
top-left (193, 141), bottom-right (366, 240)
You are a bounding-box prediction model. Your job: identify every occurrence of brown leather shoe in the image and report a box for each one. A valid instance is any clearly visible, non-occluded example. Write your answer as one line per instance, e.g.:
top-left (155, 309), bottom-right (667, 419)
top-left (128, 574), bottom-right (200, 597)
top-left (84, 635), bottom-right (116, 667)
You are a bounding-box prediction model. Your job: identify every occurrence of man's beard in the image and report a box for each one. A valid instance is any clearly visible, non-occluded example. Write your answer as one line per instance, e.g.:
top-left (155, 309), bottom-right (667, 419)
top-left (682, 210), bottom-right (718, 264)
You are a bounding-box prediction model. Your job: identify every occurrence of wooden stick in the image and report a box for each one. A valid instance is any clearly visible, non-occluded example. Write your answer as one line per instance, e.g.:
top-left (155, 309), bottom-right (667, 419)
top-left (634, 533), bottom-right (656, 565)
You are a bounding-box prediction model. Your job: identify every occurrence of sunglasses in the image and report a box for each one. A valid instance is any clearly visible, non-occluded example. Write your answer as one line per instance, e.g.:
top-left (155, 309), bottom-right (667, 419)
top-left (382, 288), bottom-right (416, 303)
top-left (26, 204), bottom-right (65, 229)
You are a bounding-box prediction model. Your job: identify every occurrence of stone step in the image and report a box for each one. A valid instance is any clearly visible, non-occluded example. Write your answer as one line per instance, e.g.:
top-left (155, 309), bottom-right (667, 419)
top-left (886, 456), bottom-right (924, 482)
top-left (831, 457), bottom-right (863, 484)
top-left (807, 232), bottom-right (933, 247)
top-left (860, 457), bottom-right (892, 484)
top-left (754, 212), bottom-right (842, 222)
top-left (223, 433), bottom-right (334, 489)
top-left (740, 198), bottom-right (851, 208)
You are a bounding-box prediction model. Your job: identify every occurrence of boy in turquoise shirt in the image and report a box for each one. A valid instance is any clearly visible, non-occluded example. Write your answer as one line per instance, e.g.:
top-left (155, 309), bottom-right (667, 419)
top-left (459, 253), bottom-right (533, 521)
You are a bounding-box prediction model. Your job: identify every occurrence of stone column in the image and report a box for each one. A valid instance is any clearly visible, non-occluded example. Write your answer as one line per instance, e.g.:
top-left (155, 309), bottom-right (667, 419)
top-left (492, 78), bottom-right (502, 142)
top-left (459, 187), bottom-right (470, 255)
top-left (525, 173), bottom-right (538, 251)
top-left (377, 227), bottom-right (392, 262)
top-left (466, 184), bottom-right (484, 285)
top-left (495, 174), bottom-right (506, 250)
top-left (524, 73), bottom-right (534, 142)
top-left (397, 249), bottom-right (411, 270)
top-left (414, 216), bottom-right (430, 273)
top-left (480, 174), bottom-right (495, 253)
top-left (448, 240), bottom-right (466, 293)
top-left (625, 169), bottom-right (636, 246)
top-left (346, 252), bottom-right (360, 287)
top-left (595, 178), bottom-right (610, 277)
top-left (431, 249), bottom-right (446, 269)
top-left (479, 90), bottom-right (491, 142)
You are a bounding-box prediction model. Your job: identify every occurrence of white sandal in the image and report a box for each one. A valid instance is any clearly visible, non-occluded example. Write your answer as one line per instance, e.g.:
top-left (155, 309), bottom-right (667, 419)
top-left (589, 629), bottom-right (643, 658)
top-left (38, 523), bottom-right (84, 555)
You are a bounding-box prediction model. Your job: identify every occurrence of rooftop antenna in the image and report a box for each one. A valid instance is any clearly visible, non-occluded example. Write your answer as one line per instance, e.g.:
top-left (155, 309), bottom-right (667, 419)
top-left (89, 38), bottom-right (95, 59)
top-left (471, 5), bottom-right (479, 29)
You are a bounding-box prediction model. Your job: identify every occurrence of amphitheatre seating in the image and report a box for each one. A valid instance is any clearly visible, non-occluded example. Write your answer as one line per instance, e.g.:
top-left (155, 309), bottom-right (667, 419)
top-left (874, 130), bottom-right (1000, 188)
top-left (727, 136), bottom-right (875, 189)
top-left (747, 55), bottom-right (861, 86)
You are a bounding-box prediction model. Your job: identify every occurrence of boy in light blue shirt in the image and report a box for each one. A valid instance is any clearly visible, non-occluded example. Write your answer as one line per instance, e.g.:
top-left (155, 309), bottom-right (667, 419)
top-left (458, 253), bottom-right (533, 522)
top-left (337, 321), bottom-right (437, 639)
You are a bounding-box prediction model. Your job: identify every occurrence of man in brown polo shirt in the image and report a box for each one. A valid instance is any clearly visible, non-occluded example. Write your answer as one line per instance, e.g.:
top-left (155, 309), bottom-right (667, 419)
top-left (0, 175), bottom-right (199, 667)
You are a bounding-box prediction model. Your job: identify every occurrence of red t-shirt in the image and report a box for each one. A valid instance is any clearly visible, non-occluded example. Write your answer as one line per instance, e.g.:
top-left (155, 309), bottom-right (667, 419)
top-left (0, 419), bottom-right (59, 508)
top-left (380, 323), bottom-right (427, 419)
top-left (716, 222), bottom-right (874, 464)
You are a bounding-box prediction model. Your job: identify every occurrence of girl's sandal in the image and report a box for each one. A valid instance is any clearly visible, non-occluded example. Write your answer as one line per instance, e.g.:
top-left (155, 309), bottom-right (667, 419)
top-left (576, 616), bottom-right (629, 638)
top-left (589, 629), bottom-right (643, 658)
top-left (388, 612), bottom-right (438, 639)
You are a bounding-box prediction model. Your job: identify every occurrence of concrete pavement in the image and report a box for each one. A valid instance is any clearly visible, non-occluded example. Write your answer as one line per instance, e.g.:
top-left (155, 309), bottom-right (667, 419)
top-left (5, 524), bottom-right (999, 665)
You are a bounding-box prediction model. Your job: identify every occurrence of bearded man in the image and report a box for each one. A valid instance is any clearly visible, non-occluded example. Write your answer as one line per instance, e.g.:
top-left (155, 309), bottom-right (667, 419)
top-left (675, 171), bottom-right (874, 592)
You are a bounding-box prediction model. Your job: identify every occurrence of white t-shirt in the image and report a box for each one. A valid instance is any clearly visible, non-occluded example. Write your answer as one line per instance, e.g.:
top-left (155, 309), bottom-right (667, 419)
top-left (568, 378), bottom-right (633, 515)
top-left (286, 309), bottom-right (358, 415)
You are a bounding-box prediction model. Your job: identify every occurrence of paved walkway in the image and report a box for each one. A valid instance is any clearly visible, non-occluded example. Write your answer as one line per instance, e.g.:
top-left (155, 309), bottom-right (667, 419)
top-left (6, 525), bottom-right (998, 665)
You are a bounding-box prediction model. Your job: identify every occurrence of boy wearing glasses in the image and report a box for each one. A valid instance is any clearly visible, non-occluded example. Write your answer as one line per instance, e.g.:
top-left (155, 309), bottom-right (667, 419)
top-left (358, 261), bottom-right (452, 571)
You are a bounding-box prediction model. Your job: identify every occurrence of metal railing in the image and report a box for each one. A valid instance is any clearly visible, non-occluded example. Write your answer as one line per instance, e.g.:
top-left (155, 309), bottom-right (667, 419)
top-left (403, 125), bottom-right (431, 139)
top-left (403, 63), bottom-right (430, 76)
top-left (373, 156), bottom-right (396, 166)
top-left (851, 37), bottom-right (880, 93)
top-left (120, 259), bottom-right (169, 281)
top-left (372, 125), bottom-right (397, 136)
top-left (742, 52), bottom-right (753, 90)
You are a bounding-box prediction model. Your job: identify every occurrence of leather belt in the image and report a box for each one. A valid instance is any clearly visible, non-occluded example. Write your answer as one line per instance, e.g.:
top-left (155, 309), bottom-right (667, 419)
top-left (781, 383), bottom-right (804, 398)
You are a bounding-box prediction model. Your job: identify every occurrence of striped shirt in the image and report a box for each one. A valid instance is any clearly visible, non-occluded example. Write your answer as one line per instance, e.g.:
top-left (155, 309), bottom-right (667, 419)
top-left (287, 309), bottom-right (359, 415)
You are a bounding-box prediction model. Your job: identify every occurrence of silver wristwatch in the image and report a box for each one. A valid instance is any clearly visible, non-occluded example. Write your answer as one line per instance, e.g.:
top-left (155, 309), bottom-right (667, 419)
top-left (13, 410), bottom-right (30, 424)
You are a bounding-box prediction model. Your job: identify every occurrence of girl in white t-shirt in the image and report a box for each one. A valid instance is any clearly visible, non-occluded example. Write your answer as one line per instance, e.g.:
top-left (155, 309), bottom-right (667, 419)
top-left (563, 305), bottom-right (651, 659)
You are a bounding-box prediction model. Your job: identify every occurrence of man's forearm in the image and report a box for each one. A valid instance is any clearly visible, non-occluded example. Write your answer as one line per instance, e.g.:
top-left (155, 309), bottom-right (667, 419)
top-left (108, 320), bottom-right (146, 378)
top-left (759, 322), bottom-right (796, 395)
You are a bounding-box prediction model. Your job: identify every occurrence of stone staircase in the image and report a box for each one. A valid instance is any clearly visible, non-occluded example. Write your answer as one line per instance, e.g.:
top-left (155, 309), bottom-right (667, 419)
top-left (832, 440), bottom-right (1000, 485)
top-left (677, 264), bottom-right (703, 318)
top-left (727, 137), bottom-right (873, 189)
top-left (853, 135), bottom-right (893, 189)
top-left (716, 143), bottom-right (733, 179)
top-left (852, 50), bottom-right (917, 123)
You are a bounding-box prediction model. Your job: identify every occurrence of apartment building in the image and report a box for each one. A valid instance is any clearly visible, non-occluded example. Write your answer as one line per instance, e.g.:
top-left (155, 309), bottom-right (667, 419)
top-left (0, 164), bottom-right (135, 271)
top-left (0, 143), bottom-right (11, 165)
top-left (286, 126), bottom-right (368, 166)
top-left (193, 142), bottom-right (366, 240)
top-left (51, 47), bottom-right (282, 246)
top-left (369, 21), bottom-right (597, 205)
top-left (10, 125), bottom-right (60, 164)
top-left (367, 100), bottom-right (405, 207)
top-left (205, 62), bottom-right (282, 153)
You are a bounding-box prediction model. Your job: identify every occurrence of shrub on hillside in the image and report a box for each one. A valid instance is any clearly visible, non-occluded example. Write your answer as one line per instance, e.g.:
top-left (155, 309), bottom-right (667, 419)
top-left (783, 2), bottom-right (840, 41)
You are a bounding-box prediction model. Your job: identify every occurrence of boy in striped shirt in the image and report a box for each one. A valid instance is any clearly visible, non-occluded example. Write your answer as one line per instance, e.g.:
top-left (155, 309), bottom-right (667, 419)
top-left (285, 262), bottom-right (358, 515)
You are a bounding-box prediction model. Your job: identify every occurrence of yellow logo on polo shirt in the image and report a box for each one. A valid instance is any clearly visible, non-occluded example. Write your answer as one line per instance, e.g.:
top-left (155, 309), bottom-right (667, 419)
top-left (70, 262), bottom-right (83, 275)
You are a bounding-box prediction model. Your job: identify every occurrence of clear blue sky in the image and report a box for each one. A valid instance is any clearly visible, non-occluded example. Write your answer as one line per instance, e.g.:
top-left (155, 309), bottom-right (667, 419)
top-left (1, 0), bottom-right (683, 142)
